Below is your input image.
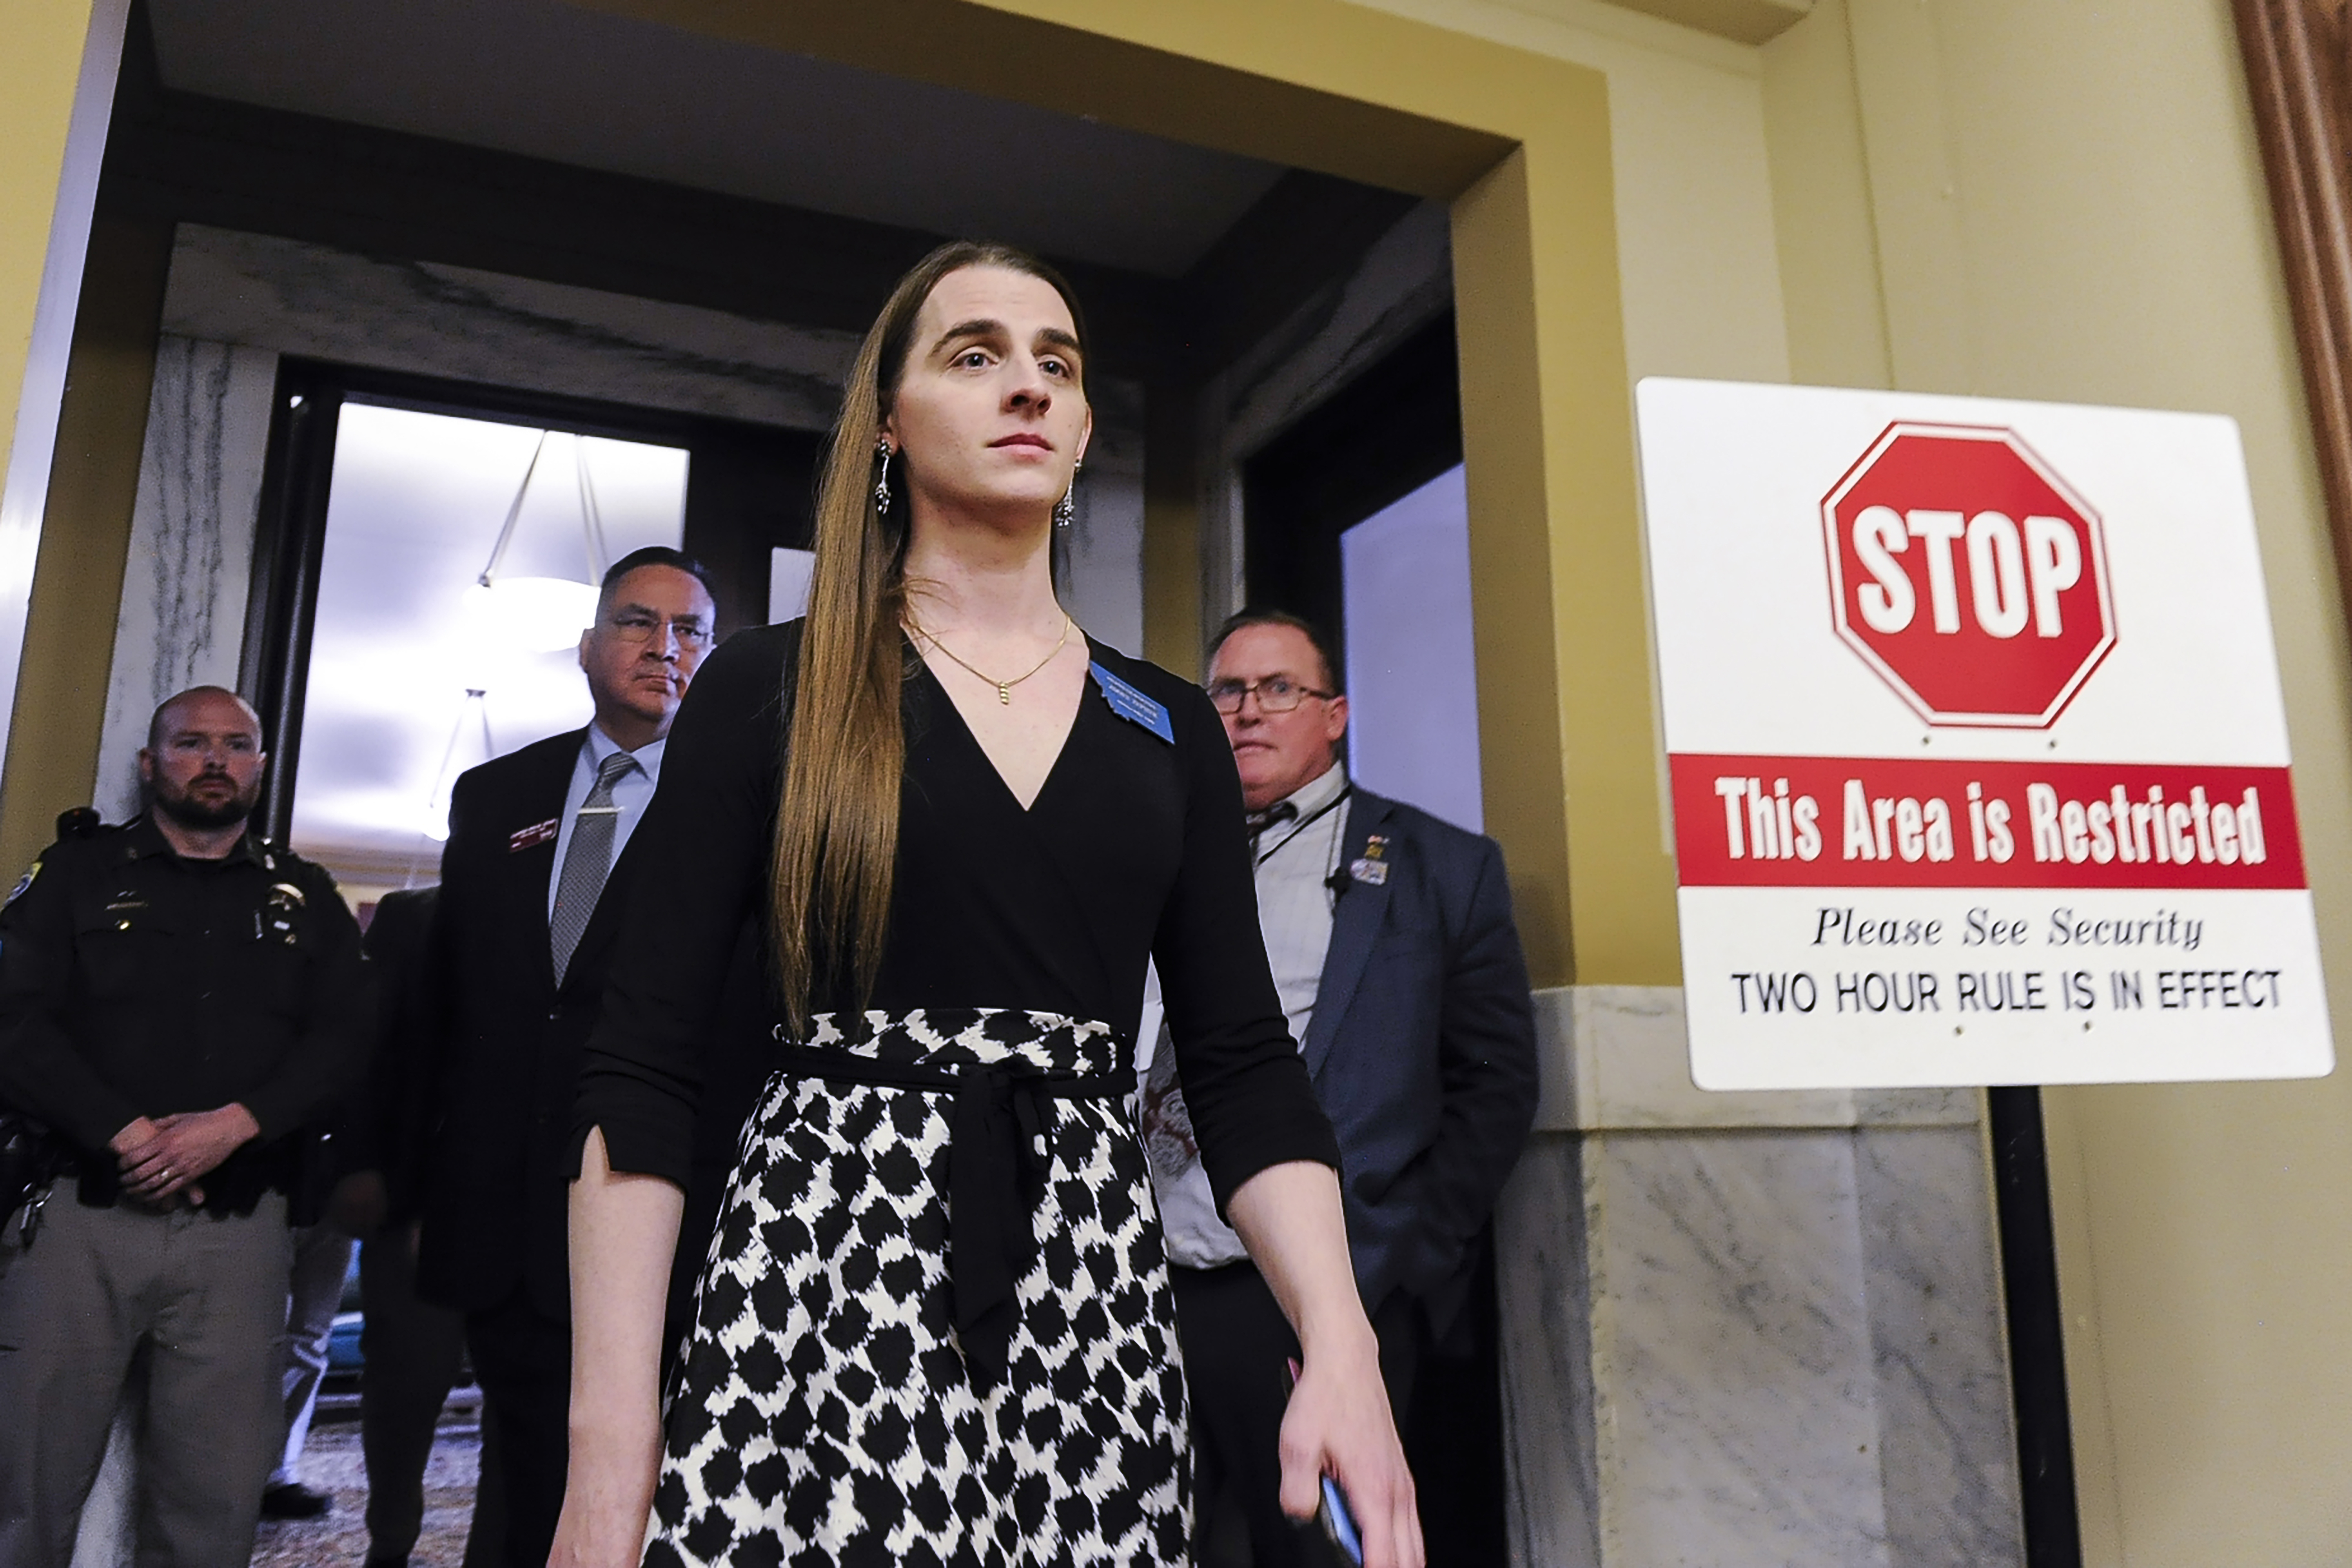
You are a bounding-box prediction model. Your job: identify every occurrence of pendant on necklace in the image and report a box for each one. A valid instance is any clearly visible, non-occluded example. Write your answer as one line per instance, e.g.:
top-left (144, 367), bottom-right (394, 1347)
top-left (997, 684), bottom-right (1011, 704)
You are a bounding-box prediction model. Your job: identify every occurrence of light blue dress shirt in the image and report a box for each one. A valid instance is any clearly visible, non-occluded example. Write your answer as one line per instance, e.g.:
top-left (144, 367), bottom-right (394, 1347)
top-left (1142, 763), bottom-right (1350, 1269)
top-left (545, 725), bottom-right (667, 923)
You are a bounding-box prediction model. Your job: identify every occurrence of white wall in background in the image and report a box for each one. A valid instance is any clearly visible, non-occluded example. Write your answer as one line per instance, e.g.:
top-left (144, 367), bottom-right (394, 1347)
top-left (1341, 464), bottom-right (1482, 832)
top-left (770, 547), bottom-right (815, 623)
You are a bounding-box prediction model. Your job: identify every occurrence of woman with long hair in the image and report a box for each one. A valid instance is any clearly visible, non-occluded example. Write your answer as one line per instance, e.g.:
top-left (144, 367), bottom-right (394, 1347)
top-left (550, 242), bottom-right (1419, 1568)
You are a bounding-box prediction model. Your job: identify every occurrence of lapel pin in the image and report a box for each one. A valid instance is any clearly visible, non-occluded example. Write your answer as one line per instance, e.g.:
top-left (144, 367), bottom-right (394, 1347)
top-left (509, 818), bottom-right (559, 852)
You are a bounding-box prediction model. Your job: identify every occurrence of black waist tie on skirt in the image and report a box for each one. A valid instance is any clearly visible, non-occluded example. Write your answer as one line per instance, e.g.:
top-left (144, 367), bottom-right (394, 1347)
top-left (774, 1038), bottom-right (1131, 1389)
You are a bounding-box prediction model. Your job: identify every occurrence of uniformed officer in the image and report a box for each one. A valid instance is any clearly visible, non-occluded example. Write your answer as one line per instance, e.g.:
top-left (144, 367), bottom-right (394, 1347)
top-left (0, 685), bottom-right (369, 1568)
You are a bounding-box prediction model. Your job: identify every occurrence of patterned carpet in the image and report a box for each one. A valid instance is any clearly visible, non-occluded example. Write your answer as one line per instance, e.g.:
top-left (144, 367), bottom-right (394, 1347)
top-left (250, 1417), bottom-right (484, 1568)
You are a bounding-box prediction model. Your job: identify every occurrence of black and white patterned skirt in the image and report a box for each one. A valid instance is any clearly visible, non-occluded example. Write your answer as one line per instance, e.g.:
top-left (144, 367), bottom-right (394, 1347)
top-left (646, 1008), bottom-right (1189, 1568)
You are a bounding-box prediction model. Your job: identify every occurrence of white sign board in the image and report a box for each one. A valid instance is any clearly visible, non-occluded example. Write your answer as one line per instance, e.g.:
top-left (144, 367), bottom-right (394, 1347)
top-left (1636, 377), bottom-right (2332, 1089)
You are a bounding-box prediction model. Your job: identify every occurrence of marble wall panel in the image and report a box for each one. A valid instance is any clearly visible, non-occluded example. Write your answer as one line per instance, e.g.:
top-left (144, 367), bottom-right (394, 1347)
top-left (164, 225), bottom-right (858, 434)
top-left (1586, 1131), bottom-right (1893, 1568)
top-left (1497, 1132), bottom-right (1604, 1568)
top-left (1855, 1126), bottom-right (2025, 1568)
top-left (1498, 988), bottom-right (2016, 1566)
top-left (1530, 985), bottom-right (1981, 1134)
top-left (93, 335), bottom-right (278, 820)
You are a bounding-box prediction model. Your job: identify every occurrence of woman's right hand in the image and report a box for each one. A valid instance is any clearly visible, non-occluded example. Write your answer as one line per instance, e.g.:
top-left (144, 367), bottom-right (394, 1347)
top-left (556, 1129), bottom-right (688, 1567)
top-left (548, 1418), bottom-right (662, 1568)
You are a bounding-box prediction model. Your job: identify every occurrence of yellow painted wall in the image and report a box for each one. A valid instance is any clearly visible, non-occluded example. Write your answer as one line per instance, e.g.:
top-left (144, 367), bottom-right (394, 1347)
top-left (1357, 0), bottom-right (1793, 387)
top-left (0, 214), bottom-right (172, 882)
top-left (1760, 1), bottom-right (2352, 1560)
top-left (0, 0), bottom-right (103, 557)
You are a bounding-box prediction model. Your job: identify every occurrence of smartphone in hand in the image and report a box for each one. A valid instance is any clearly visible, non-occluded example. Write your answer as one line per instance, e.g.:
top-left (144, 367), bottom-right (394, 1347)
top-left (1285, 1359), bottom-right (1366, 1566)
top-left (1318, 1474), bottom-right (1366, 1565)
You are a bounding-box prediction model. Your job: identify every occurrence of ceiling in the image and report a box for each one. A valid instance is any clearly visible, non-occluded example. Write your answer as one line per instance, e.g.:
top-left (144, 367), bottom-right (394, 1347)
top-left (144, 0), bottom-right (1289, 279)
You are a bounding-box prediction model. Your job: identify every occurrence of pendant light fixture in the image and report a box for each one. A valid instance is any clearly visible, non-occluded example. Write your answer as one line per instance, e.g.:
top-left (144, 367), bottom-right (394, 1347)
top-left (461, 429), bottom-right (612, 652)
top-left (414, 687), bottom-right (494, 855)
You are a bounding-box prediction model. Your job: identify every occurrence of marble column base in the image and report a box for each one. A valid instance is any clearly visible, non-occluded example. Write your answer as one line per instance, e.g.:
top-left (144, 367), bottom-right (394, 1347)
top-left (1496, 987), bottom-right (2022, 1568)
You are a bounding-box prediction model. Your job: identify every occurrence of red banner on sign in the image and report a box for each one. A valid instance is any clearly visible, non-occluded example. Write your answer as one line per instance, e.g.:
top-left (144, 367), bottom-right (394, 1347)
top-left (1670, 753), bottom-right (2306, 889)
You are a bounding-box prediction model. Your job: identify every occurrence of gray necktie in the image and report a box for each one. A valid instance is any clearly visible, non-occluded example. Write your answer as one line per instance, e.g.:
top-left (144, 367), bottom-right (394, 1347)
top-left (550, 750), bottom-right (636, 984)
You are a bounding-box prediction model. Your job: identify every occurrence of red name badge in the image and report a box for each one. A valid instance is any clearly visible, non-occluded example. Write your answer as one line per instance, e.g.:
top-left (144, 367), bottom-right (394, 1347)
top-left (508, 818), bottom-right (559, 853)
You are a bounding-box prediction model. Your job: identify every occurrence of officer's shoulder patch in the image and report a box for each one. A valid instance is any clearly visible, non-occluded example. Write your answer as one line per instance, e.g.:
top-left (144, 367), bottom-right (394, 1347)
top-left (7, 859), bottom-right (39, 907)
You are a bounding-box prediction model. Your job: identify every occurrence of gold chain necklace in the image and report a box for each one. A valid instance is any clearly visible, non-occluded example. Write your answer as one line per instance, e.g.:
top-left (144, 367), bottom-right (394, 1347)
top-left (909, 615), bottom-right (1073, 704)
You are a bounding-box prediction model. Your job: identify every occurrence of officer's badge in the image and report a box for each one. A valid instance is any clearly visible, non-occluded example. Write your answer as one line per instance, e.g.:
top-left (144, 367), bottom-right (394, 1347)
top-left (261, 881), bottom-right (307, 944)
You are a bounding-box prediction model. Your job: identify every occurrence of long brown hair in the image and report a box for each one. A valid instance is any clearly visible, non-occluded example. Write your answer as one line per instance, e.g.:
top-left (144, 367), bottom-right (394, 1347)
top-left (770, 241), bottom-right (1089, 1031)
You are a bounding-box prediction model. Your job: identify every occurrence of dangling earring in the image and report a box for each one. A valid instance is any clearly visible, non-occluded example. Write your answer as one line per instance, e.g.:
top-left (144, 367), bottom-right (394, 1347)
top-left (1054, 458), bottom-right (1081, 530)
top-left (873, 437), bottom-right (893, 517)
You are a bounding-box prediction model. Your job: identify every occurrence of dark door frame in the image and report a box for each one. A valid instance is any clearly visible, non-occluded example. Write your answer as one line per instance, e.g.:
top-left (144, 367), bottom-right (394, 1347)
top-left (1238, 312), bottom-right (1464, 687)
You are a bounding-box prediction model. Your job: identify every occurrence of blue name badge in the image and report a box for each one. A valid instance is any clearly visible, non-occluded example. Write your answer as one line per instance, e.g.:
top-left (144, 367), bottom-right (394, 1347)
top-left (1089, 662), bottom-right (1174, 744)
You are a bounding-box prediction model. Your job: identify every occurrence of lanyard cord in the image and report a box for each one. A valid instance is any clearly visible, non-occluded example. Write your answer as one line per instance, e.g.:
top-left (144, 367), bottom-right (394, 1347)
top-left (1256, 785), bottom-right (1352, 869)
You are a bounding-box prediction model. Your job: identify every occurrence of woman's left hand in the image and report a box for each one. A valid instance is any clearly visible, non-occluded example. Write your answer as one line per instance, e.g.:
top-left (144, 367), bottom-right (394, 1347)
top-left (1276, 1325), bottom-right (1423, 1568)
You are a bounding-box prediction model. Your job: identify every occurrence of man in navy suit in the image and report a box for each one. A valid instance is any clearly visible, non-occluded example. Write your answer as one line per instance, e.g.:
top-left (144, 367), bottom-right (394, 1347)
top-left (415, 547), bottom-right (716, 1568)
top-left (1143, 608), bottom-right (1538, 1568)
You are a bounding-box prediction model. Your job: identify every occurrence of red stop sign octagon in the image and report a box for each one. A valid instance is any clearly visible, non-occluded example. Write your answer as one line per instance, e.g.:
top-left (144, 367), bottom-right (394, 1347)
top-left (1821, 423), bottom-right (2116, 728)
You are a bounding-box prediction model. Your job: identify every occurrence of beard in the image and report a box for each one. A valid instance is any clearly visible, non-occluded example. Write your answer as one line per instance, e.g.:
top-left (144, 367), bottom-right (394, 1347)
top-left (151, 772), bottom-right (259, 831)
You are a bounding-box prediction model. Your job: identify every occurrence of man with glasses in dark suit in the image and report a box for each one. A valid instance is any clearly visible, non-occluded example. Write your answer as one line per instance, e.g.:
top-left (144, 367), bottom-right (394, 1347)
top-left (1143, 608), bottom-right (1539, 1568)
top-left (414, 547), bottom-right (717, 1568)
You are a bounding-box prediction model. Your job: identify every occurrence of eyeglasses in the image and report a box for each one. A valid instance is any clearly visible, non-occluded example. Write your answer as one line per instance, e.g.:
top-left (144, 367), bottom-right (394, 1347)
top-left (605, 611), bottom-right (713, 651)
top-left (1206, 675), bottom-right (1334, 715)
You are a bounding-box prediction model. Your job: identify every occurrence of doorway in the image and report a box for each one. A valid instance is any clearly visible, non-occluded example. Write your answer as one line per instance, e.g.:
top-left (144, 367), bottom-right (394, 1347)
top-left (1238, 318), bottom-right (1503, 1566)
